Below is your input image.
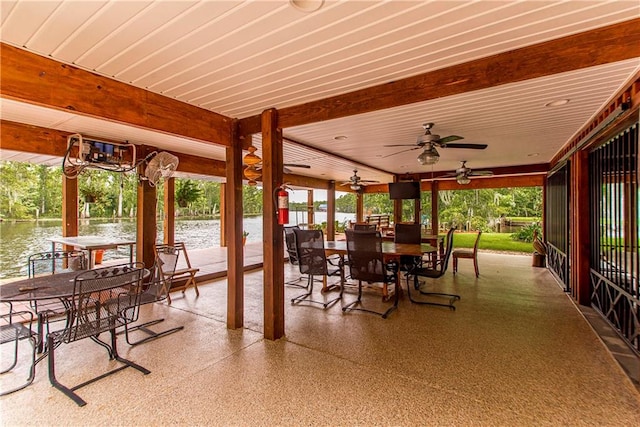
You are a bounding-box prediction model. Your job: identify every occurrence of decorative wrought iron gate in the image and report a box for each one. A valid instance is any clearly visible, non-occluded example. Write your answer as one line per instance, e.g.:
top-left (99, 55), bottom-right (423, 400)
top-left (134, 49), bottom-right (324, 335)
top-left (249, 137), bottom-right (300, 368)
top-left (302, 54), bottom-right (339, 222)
top-left (588, 123), bottom-right (639, 355)
top-left (546, 164), bottom-right (570, 291)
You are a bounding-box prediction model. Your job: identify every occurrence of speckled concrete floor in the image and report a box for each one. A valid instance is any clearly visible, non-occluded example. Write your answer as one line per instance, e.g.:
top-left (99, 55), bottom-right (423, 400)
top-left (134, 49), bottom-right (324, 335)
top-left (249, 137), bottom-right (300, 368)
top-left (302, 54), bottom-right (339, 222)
top-left (2, 253), bottom-right (639, 426)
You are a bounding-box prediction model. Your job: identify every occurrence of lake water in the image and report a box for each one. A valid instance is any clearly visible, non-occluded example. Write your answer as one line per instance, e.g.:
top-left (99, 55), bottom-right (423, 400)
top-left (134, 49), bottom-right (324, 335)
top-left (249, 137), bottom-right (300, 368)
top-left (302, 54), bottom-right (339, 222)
top-left (0, 211), bottom-right (355, 279)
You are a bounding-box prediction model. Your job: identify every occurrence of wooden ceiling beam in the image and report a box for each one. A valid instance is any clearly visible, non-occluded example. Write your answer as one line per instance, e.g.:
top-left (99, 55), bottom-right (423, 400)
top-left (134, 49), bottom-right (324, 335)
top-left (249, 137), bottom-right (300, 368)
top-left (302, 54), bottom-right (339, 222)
top-left (238, 18), bottom-right (640, 136)
top-left (0, 43), bottom-right (233, 147)
top-left (0, 120), bottom-right (226, 177)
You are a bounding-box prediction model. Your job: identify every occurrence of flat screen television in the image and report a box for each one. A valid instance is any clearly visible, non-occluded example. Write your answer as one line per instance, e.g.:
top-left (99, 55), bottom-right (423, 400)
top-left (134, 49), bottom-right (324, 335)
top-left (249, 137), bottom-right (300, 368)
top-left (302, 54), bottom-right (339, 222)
top-left (388, 181), bottom-right (420, 200)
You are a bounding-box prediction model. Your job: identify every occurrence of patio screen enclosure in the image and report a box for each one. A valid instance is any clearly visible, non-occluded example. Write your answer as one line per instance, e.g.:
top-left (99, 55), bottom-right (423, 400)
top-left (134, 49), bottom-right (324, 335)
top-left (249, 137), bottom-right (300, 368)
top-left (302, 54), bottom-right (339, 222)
top-left (588, 122), bottom-right (639, 355)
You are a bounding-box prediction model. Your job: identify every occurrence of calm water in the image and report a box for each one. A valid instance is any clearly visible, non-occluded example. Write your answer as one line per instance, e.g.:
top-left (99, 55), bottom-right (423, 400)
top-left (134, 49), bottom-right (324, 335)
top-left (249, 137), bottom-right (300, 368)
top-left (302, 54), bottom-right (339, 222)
top-left (0, 212), bottom-right (355, 279)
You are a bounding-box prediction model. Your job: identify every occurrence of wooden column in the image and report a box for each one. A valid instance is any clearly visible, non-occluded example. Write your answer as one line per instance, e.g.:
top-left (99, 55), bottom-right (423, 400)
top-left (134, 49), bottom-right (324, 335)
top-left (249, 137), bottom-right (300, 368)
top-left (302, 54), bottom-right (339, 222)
top-left (261, 109), bottom-right (285, 340)
top-left (306, 190), bottom-right (314, 226)
top-left (431, 181), bottom-right (439, 234)
top-left (220, 183), bottom-right (227, 247)
top-left (356, 192), bottom-right (364, 222)
top-left (226, 123), bottom-right (244, 329)
top-left (327, 180), bottom-right (336, 240)
top-left (163, 177), bottom-right (175, 245)
top-left (569, 151), bottom-right (591, 305)
top-left (62, 173), bottom-right (78, 250)
top-left (393, 176), bottom-right (402, 224)
top-left (137, 147), bottom-right (157, 269)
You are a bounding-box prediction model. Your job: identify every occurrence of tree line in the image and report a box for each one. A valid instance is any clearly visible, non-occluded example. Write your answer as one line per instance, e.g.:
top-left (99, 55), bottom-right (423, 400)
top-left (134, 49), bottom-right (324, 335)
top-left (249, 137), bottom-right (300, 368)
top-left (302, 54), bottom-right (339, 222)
top-left (0, 161), bottom-right (541, 229)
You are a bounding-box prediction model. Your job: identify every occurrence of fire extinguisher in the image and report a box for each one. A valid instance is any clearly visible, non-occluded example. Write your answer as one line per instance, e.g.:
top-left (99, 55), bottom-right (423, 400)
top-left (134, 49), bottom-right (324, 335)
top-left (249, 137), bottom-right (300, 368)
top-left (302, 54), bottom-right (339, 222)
top-left (277, 187), bottom-right (289, 225)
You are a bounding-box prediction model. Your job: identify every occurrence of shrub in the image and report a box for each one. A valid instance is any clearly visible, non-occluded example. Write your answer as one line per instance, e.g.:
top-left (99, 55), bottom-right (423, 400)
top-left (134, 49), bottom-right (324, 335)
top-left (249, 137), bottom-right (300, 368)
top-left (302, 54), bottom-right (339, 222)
top-left (511, 222), bottom-right (542, 243)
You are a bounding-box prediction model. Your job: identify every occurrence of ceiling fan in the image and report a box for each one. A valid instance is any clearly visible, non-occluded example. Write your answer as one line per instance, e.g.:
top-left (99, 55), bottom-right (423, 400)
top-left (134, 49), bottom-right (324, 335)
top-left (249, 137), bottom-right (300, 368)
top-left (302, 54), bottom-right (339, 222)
top-left (444, 161), bottom-right (493, 184)
top-left (384, 122), bottom-right (488, 165)
top-left (340, 169), bottom-right (379, 192)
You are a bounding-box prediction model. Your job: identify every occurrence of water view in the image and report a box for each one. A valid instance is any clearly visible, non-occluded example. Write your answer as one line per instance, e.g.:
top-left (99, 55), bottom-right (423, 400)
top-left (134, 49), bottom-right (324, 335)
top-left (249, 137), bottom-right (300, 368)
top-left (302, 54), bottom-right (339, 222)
top-left (0, 211), bottom-right (356, 279)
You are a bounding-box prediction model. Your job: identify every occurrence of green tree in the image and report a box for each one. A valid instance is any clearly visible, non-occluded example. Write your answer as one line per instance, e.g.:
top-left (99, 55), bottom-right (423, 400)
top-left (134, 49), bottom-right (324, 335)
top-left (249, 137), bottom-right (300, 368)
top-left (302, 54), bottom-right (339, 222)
top-left (175, 179), bottom-right (203, 211)
top-left (243, 185), bottom-right (263, 214)
top-left (336, 193), bottom-right (356, 212)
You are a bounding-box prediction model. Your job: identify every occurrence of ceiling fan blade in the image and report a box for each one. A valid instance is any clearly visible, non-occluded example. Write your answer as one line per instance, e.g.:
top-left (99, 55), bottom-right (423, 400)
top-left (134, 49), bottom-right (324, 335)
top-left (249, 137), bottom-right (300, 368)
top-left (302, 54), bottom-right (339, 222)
top-left (382, 147), bottom-right (420, 158)
top-left (438, 135), bottom-right (464, 144)
top-left (443, 172), bottom-right (458, 177)
top-left (470, 171), bottom-right (493, 176)
top-left (360, 180), bottom-right (379, 183)
top-left (444, 143), bottom-right (488, 149)
top-left (283, 163), bottom-right (311, 168)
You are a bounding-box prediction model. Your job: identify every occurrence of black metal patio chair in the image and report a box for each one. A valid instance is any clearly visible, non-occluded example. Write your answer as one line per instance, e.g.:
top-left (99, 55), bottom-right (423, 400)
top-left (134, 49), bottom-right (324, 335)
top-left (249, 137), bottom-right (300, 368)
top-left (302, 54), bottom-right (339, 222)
top-left (47, 263), bottom-right (150, 406)
top-left (343, 229), bottom-right (399, 319)
top-left (1, 302), bottom-right (37, 396)
top-left (28, 250), bottom-right (88, 351)
top-left (407, 227), bottom-right (460, 310)
top-left (290, 228), bottom-right (342, 309)
top-left (284, 225), bottom-right (307, 289)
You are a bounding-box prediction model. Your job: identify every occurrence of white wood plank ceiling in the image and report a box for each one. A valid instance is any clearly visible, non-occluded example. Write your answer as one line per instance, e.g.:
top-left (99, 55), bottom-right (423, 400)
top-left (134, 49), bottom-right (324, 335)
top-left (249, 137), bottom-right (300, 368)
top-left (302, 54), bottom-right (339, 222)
top-left (1, 0), bottom-right (638, 185)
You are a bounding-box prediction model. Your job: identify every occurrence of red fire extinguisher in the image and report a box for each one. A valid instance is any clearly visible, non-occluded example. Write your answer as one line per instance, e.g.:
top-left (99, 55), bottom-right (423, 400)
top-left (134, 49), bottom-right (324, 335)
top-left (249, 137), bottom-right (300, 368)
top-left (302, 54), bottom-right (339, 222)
top-left (277, 187), bottom-right (289, 225)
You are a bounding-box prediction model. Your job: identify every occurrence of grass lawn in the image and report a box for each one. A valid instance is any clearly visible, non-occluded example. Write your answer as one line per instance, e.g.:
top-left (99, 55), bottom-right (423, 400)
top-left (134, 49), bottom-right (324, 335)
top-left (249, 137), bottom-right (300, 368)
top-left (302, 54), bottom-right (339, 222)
top-left (448, 231), bottom-right (533, 253)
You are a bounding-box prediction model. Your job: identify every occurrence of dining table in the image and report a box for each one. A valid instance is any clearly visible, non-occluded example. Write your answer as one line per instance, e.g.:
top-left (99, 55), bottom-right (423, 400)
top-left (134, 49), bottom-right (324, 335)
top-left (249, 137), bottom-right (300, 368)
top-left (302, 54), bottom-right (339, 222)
top-left (48, 236), bottom-right (136, 268)
top-left (324, 241), bottom-right (436, 299)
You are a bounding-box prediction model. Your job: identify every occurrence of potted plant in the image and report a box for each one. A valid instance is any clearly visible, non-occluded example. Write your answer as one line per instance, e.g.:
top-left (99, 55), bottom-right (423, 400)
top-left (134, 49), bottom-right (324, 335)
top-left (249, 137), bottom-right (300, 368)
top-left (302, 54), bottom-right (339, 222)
top-left (242, 231), bottom-right (249, 245)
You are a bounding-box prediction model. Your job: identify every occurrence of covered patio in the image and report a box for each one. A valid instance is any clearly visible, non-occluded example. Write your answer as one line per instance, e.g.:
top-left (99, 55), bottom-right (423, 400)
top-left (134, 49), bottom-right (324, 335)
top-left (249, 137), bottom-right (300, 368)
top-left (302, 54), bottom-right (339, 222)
top-left (2, 252), bottom-right (639, 424)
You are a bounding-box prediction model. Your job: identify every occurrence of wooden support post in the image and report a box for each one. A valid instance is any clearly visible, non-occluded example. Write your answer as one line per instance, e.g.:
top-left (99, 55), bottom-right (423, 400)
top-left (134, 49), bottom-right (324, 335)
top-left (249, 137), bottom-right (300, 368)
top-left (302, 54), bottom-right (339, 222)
top-left (570, 151), bottom-right (591, 305)
top-left (137, 147), bottom-right (157, 269)
top-left (62, 173), bottom-right (78, 252)
top-left (220, 183), bottom-right (227, 247)
top-left (261, 109), bottom-right (285, 340)
top-left (356, 192), bottom-right (364, 222)
top-left (226, 122), bottom-right (244, 329)
top-left (307, 190), bottom-right (314, 226)
top-left (163, 177), bottom-right (175, 245)
top-left (431, 181), bottom-right (439, 235)
top-left (327, 181), bottom-right (336, 240)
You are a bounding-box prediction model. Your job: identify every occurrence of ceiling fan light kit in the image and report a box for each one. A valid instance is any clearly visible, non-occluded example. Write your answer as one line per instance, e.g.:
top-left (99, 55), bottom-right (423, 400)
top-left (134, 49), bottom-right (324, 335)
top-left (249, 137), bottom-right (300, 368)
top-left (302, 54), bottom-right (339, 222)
top-left (384, 122), bottom-right (486, 165)
top-left (456, 174), bottom-right (471, 185)
top-left (341, 169), bottom-right (378, 193)
top-left (417, 147), bottom-right (439, 165)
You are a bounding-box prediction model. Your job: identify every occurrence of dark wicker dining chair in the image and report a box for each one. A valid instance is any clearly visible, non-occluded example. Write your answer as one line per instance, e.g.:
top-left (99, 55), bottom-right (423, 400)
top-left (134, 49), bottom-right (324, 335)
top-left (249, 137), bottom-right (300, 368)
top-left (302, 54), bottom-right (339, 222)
top-left (343, 229), bottom-right (399, 319)
top-left (120, 245), bottom-right (184, 346)
top-left (407, 227), bottom-right (460, 310)
top-left (1, 302), bottom-right (37, 396)
top-left (47, 263), bottom-right (150, 407)
top-left (290, 228), bottom-right (342, 309)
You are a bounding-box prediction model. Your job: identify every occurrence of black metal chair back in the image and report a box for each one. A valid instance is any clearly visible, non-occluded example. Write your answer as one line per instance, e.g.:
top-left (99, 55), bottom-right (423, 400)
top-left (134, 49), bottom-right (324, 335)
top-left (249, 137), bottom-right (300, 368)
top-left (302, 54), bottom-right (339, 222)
top-left (47, 263), bottom-right (150, 406)
top-left (394, 223), bottom-right (421, 244)
top-left (394, 223), bottom-right (422, 273)
top-left (295, 229), bottom-right (329, 276)
top-left (290, 228), bottom-right (342, 309)
top-left (346, 229), bottom-right (386, 283)
top-left (284, 226), bottom-right (300, 265)
top-left (344, 229), bottom-right (398, 318)
top-left (28, 250), bottom-right (87, 277)
top-left (27, 250), bottom-right (88, 351)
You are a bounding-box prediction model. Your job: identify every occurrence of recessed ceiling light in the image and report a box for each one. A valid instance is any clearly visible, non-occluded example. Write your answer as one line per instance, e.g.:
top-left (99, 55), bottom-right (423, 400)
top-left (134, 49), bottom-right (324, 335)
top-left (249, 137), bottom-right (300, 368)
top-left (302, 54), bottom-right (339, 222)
top-left (333, 135), bottom-right (348, 140)
top-left (544, 99), bottom-right (570, 107)
top-left (289, 0), bottom-right (324, 13)
top-left (527, 152), bottom-right (540, 157)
